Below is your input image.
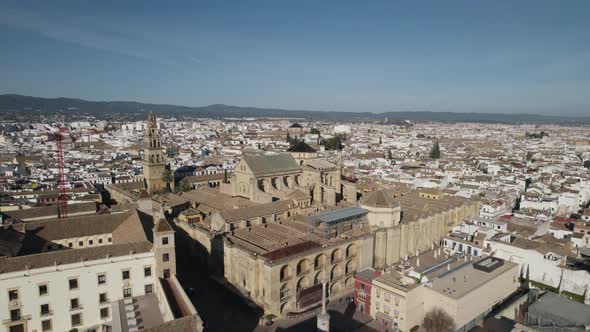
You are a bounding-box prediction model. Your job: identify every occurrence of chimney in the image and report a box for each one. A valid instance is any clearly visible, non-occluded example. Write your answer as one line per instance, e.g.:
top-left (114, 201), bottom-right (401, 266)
top-left (416, 257), bottom-right (420, 267)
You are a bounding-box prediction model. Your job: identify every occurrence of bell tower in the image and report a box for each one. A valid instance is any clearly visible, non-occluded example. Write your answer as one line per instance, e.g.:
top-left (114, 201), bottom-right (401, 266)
top-left (143, 112), bottom-right (166, 194)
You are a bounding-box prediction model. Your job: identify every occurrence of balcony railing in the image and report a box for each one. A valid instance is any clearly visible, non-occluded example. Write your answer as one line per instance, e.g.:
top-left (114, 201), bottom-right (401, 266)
top-left (8, 299), bottom-right (21, 309)
top-left (2, 314), bottom-right (31, 324)
top-left (40, 309), bottom-right (54, 317)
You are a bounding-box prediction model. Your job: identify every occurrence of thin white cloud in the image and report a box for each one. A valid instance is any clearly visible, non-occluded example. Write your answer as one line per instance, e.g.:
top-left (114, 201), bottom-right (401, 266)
top-left (0, 7), bottom-right (200, 66)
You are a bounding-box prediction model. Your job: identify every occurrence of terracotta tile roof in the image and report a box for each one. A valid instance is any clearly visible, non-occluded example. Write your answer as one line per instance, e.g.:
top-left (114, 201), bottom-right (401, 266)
top-left (154, 218), bottom-right (173, 233)
top-left (243, 154), bottom-right (301, 176)
top-left (0, 241), bottom-right (152, 273)
top-left (287, 141), bottom-right (316, 153)
top-left (361, 189), bottom-right (401, 208)
top-left (262, 240), bottom-right (321, 262)
top-left (4, 202), bottom-right (97, 221)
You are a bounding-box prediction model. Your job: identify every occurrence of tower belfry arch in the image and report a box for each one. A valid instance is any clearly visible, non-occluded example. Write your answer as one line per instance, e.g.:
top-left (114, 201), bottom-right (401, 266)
top-left (143, 112), bottom-right (166, 194)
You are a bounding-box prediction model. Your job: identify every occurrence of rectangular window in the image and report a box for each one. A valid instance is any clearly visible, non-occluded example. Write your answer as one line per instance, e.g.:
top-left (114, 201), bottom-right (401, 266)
top-left (70, 298), bottom-right (79, 309)
top-left (71, 313), bottom-right (82, 326)
top-left (8, 289), bottom-right (18, 301)
top-left (10, 309), bottom-right (20, 321)
top-left (163, 253), bottom-right (170, 262)
top-left (100, 307), bottom-right (109, 319)
top-left (99, 293), bottom-right (108, 304)
top-left (384, 293), bottom-right (390, 302)
top-left (376, 289), bottom-right (381, 298)
top-left (41, 304), bottom-right (50, 315)
top-left (98, 238), bottom-right (103, 244)
top-left (163, 269), bottom-right (170, 279)
top-left (42, 319), bottom-right (52, 331)
top-left (122, 270), bottom-right (130, 280)
top-left (98, 274), bottom-right (106, 285)
top-left (145, 284), bottom-right (153, 294)
top-left (68, 242), bottom-right (73, 248)
top-left (107, 237), bottom-right (112, 242)
top-left (162, 237), bottom-right (169, 245)
top-left (144, 267), bottom-right (152, 277)
top-left (89, 240), bottom-right (93, 245)
top-left (78, 241), bottom-right (83, 246)
top-left (69, 278), bottom-right (78, 290)
top-left (39, 284), bottom-right (48, 296)
top-left (123, 288), bottom-right (132, 298)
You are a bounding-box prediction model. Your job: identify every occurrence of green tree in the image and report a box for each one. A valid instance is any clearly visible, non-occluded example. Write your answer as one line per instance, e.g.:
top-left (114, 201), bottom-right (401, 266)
top-left (309, 128), bottom-right (320, 135)
top-left (176, 180), bottom-right (192, 193)
top-left (287, 133), bottom-right (301, 145)
top-left (429, 141), bottom-right (441, 159)
top-left (322, 134), bottom-right (345, 151)
top-left (162, 169), bottom-right (174, 192)
top-left (423, 308), bottom-right (455, 332)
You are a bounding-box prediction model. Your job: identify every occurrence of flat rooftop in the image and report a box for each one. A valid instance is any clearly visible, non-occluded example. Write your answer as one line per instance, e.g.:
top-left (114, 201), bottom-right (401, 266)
top-left (374, 271), bottom-right (421, 292)
top-left (112, 294), bottom-right (164, 331)
top-left (528, 292), bottom-right (590, 326)
top-left (403, 248), bottom-right (468, 280)
top-left (430, 257), bottom-right (517, 299)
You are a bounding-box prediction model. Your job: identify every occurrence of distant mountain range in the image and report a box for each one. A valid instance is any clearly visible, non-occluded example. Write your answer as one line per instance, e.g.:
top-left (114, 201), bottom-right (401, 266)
top-left (1, 94), bottom-right (588, 124)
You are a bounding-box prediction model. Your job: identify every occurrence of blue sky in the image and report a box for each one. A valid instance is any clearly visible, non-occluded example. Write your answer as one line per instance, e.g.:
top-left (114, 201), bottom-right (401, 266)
top-left (0, 1), bottom-right (589, 115)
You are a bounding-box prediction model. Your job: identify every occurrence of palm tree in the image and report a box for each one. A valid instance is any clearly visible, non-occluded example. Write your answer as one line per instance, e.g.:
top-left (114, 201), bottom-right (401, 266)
top-left (162, 169), bottom-right (174, 192)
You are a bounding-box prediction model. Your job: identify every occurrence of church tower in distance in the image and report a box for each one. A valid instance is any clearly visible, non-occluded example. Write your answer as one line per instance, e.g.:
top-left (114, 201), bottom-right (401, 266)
top-left (143, 112), bottom-right (166, 194)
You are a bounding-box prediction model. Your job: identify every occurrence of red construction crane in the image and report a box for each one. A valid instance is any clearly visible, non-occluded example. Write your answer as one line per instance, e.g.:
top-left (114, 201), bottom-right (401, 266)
top-left (55, 127), bottom-right (68, 218)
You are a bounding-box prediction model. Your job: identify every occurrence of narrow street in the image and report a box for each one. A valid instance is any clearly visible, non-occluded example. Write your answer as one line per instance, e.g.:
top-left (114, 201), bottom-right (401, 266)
top-left (176, 250), bottom-right (263, 332)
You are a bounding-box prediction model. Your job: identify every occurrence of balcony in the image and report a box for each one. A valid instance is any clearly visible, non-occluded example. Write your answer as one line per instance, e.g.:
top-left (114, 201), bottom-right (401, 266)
top-left (2, 314), bottom-right (31, 324)
top-left (70, 305), bottom-right (84, 312)
top-left (40, 310), bottom-right (54, 317)
top-left (8, 299), bottom-right (21, 309)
